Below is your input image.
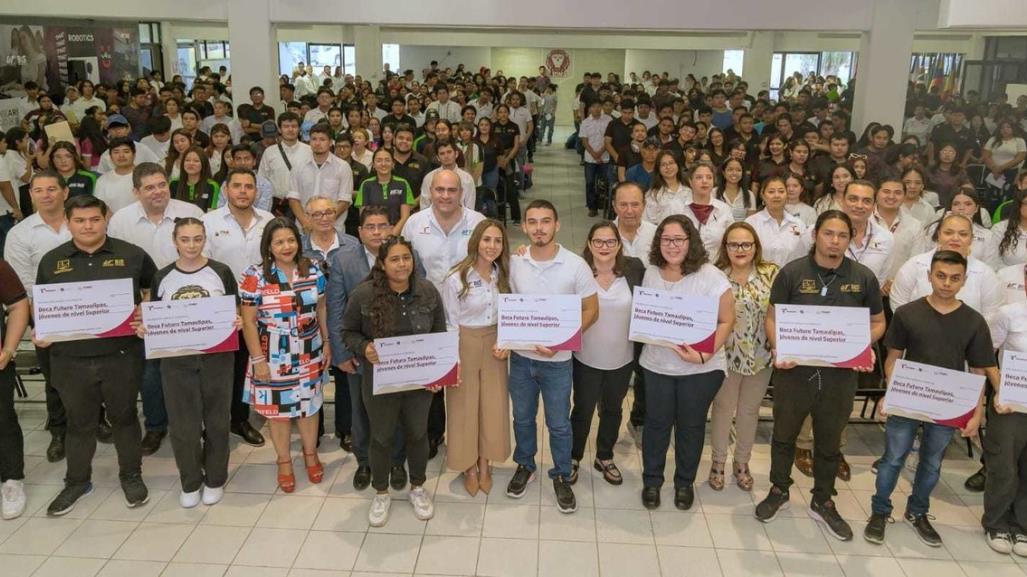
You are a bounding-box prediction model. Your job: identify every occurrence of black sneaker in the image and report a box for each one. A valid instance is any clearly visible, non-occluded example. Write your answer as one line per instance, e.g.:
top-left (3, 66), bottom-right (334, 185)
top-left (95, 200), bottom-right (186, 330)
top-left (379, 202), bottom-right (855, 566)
top-left (864, 512), bottom-right (890, 544)
top-left (47, 483), bottom-right (93, 516)
top-left (97, 419), bottom-right (113, 444)
top-left (642, 487), bottom-right (661, 510)
top-left (674, 485), bottom-right (695, 510)
top-left (230, 421), bottom-right (266, 447)
top-left (353, 465), bottom-right (371, 491)
top-left (553, 476), bottom-right (576, 513)
top-left (506, 465), bottom-right (536, 498)
top-left (810, 499), bottom-right (853, 541)
top-left (46, 434), bottom-right (65, 463)
top-left (141, 430), bottom-right (166, 456)
top-left (390, 465), bottom-right (408, 491)
top-left (428, 437), bottom-right (442, 460)
top-left (340, 433), bottom-right (353, 453)
top-left (568, 460), bottom-right (579, 485)
top-left (964, 466), bottom-right (986, 493)
top-left (754, 486), bottom-right (790, 523)
top-left (121, 474), bottom-right (149, 508)
top-left (904, 512), bottom-right (942, 547)
top-left (870, 458), bottom-right (881, 475)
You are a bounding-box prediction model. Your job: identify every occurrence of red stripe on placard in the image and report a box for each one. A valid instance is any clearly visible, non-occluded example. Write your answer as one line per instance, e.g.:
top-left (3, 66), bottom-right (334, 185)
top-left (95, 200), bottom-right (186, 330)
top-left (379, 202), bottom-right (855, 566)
top-left (426, 363), bottom-right (460, 388)
top-left (690, 332), bottom-right (716, 354)
top-left (203, 331), bottom-right (239, 354)
top-left (95, 312), bottom-right (136, 338)
top-left (550, 328), bottom-right (582, 352)
top-left (833, 345), bottom-right (873, 369)
top-left (935, 407), bottom-right (976, 429)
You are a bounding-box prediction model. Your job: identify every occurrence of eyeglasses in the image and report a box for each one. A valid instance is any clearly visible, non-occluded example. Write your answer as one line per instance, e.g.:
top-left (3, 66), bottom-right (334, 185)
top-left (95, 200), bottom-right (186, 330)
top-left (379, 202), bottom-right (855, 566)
top-left (590, 238), bottom-right (619, 249)
top-left (659, 236), bottom-right (689, 247)
top-left (848, 153), bottom-right (868, 161)
top-left (726, 242), bottom-right (755, 252)
top-left (310, 210), bottom-right (336, 219)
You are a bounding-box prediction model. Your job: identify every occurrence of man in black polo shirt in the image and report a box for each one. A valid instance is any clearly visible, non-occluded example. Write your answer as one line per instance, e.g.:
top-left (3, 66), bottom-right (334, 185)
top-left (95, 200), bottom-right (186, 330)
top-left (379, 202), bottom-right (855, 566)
top-left (604, 99), bottom-right (640, 167)
top-left (238, 86), bottom-right (276, 139)
top-left (35, 195), bottom-right (157, 516)
top-left (927, 106), bottom-right (974, 166)
top-left (755, 210), bottom-right (886, 542)
top-left (381, 98), bottom-right (417, 134)
top-left (392, 126), bottom-right (430, 200)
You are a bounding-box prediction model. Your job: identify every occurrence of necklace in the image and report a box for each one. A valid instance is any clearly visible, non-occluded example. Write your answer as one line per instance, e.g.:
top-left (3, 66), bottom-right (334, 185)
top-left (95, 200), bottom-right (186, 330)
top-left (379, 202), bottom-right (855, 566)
top-left (817, 271), bottom-right (837, 296)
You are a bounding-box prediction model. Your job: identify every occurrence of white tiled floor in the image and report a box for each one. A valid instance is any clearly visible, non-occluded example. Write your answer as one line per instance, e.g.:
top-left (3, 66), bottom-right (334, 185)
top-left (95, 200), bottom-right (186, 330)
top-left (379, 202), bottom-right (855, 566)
top-left (6, 134), bottom-right (1025, 576)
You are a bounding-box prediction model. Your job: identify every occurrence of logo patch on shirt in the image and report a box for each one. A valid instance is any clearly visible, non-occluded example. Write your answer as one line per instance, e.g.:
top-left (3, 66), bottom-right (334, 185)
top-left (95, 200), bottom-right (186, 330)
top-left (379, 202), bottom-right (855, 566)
top-left (799, 279), bottom-right (818, 294)
top-left (102, 258), bottom-right (125, 268)
top-left (840, 283), bottom-right (862, 293)
top-left (54, 259), bottom-right (72, 274)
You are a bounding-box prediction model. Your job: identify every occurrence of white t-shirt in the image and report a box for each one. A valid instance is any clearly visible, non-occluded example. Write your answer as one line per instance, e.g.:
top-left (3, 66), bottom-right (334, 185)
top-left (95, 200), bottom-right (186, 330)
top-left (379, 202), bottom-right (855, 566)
top-left (0, 157), bottom-right (13, 214)
top-left (985, 136), bottom-right (1026, 169)
top-left (579, 115), bottom-right (611, 164)
top-left (574, 276), bottom-right (634, 370)
top-left (644, 184), bottom-right (690, 226)
top-left (419, 167), bottom-right (477, 211)
top-left (639, 263), bottom-right (730, 376)
top-left (93, 171), bottom-right (136, 214)
top-left (96, 144), bottom-right (160, 175)
top-left (139, 135), bottom-right (171, 163)
top-left (509, 245), bottom-right (598, 362)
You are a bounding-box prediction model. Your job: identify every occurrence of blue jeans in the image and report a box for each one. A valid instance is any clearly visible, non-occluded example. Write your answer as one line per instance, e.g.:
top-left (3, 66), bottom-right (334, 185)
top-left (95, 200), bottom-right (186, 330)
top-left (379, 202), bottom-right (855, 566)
top-left (348, 367), bottom-right (405, 467)
top-left (537, 114), bottom-right (555, 144)
top-left (508, 353), bottom-right (573, 479)
top-left (141, 359), bottom-right (167, 432)
top-left (872, 415), bottom-right (954, 516)
top-left (481, 167), bottom-right (499, 191)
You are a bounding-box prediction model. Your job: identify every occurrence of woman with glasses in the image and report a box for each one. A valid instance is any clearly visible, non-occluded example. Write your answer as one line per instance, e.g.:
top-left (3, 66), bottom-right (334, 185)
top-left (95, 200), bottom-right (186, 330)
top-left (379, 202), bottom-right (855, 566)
top-left (568, 222), bottom-right (646, 486)
top-left (707, 222), bottom-right (778, 491)
top-left (640, 215), bottom-right (735, 510)
top-left (901, 166), bottom-right (939, 225)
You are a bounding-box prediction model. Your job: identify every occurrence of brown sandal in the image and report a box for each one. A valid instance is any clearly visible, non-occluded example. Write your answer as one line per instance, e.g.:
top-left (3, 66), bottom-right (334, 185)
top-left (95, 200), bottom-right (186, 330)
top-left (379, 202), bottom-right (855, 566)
top-left (708, 462), bottom-right (726, 491)
top-left (733, 462), bottom-right (754, 491)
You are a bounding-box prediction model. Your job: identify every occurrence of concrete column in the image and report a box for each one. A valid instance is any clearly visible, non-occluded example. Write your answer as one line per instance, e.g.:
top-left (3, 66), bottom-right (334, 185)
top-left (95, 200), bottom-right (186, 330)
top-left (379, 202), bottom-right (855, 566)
top-left (851, 0), bottom-right (917, 135)
top-left (160, 22), bottom-right (177, 81)
top-left (354, 25), bottom-right (383, 84)
top-left (227, 0), bottom-right (279, 110)
top-left (743, 31), bottom-right (775, 96)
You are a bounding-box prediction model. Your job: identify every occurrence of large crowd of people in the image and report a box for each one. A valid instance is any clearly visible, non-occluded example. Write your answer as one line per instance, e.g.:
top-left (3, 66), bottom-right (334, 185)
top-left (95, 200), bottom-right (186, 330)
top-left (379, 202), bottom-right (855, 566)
top-left (1, 60), bottom-right (1027, 558)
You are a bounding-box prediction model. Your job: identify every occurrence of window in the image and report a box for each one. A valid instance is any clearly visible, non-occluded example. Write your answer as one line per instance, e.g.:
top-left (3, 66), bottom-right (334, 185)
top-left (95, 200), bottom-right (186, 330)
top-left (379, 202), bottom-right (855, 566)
top-left (820, 51), bottom-right (854, 81)
top-left (344, 45), bottom-right (356, 76)
top-left (723, 50), bottom-right (744, 76)
top-left (382, 44), bottom-right (400, 74)
top-left (279, 43), bottom-right (355, 79)
top-left (769, 51), bottom-right (857, 100)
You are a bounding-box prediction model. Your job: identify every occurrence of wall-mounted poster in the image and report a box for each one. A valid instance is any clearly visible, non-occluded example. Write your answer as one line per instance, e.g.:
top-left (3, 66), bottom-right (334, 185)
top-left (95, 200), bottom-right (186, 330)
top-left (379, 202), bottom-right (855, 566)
top-left (0, 24), bottom-right (49, 92)
top-left (544, 49), bottom-right (572, 79)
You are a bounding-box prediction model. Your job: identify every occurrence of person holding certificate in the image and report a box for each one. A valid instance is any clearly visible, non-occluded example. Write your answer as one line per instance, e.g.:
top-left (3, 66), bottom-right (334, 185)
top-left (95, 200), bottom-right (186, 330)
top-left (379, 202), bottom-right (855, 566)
top-left (239, 218), bottom-right (329, 494)
top-left (342, 235), bottom-right (446, 527)
top-left (441, 218), bottom-right (512, 495)
top-left (756, 210), bottom-right (885, 542)
top-left (0, 259), bottom-right (30, 519)
top-left (35, 194), bottom-right (157, 517)
top-left (505, 200), bottom-right (599, 514)
top-left (141, 217), bottom-right (240, 509)
top-left (979, 268), bottom-right (1027, 555)
top-left (640, 215), bottom-right (735, 511)
top-left (570, 222), bottom-right (645, 487)
top-left (864, 250), bottom-right (997, 548)
top-left (708, 222), bottom-right (778, 492)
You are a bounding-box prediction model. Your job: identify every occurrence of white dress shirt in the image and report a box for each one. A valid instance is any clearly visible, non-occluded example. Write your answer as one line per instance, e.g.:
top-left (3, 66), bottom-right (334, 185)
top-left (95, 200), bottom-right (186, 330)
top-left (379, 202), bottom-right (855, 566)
top-left (419, 167), bottom-right (477, 211)
top-left (107, 199), bottom-right (205, 269)
top-left (401, 207), bottom-right (486, 290)
top-left (745, 209), bottom-right (810, 269)
top-left (890, 249), bottom-right (1003, 321)
top-left (986, 220), bottom-right (1027, 269)
top-left (845, 218), bottom-right (894, 284)
top-left (200, 115), bottom-right (244, 144)
top-left (202, 206), bottom-right (275, 280)
top-left (998, 263), bottom-right (1027, 306)
top-left (615, 219), bottom-right (657, 264)
top-left (873, 210), bottom-right (921, 280)
top-left (644, 184), bottom-right (690, 225)
top-left (258, 140), bottom-right (313, 199)
top-left (681, 197), bottom-right (735, 260)
top-left (286, 153), bottom-right (354, 208)
top-left (441, 265), bottom-right (499, 329)
top-left (992, 302), bottom-right (1027, 354)
top-left (3, 213), bottom-right (70, 291)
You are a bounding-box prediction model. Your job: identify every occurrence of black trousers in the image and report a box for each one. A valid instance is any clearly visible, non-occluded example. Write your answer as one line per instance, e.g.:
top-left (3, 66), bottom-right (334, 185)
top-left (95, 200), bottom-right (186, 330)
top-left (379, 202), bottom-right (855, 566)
top-left (51, 345), bottom-right (145, 485)
top-left (362, 379), bottom-right (432, 492)
top-left (629, 342), bottom-right (646, 427)
top-left (231, 339), bottom-right (252, 425)
top-left (0, 363), bottom-right (24, 482)
top-left (428, 389), bottom-right (445, 444)
top-left (161, 353), bottom-right (234, 492)
top-left (982, 406), bottom-right (1027, 532)
top-left (35, 345), bottom-right (67, 436)
top-left (769, 367), bottom-right (857, 504)
top-left (571, 359), bottom-right (633, 461)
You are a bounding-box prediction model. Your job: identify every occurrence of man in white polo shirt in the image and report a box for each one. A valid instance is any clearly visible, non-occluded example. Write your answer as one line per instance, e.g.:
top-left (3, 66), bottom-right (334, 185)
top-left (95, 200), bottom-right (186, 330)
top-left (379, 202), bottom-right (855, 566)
top-left (107, 163), bottom-right (204, 456)
top-left (505, 199), bottom-right (599, 514)
top-left (426, 86), bottom-right (461, 124)
top-left (402, 169), bottom-right (486, 456)
top-left (419, 142), bottom-right (476, 211)
top-left (286, 124), bottom-right (353, 234)
top-left (258, 112), bottom-right (313, 202)
top-left (203, 168), bottom-right (275, 447)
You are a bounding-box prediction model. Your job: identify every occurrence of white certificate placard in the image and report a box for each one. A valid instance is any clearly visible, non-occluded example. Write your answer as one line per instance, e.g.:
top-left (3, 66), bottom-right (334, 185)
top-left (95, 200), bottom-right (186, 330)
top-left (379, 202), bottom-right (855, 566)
top-left (884, 359), bottom-right (984, 428)
top-left (775, 304), bottom-right (872, 368)
top-left (628, 286), bottom-right (718, 353)
top-left (998, 350), bottom-right (1027, 414)
top-left (497, 294), bottom-right (582, 351)
top-left (33, 278), bottom-right (136, 342)
top-left (372, 331), bottom-right (460, 396)
top-left (141, 296), bottom-right (239, 359)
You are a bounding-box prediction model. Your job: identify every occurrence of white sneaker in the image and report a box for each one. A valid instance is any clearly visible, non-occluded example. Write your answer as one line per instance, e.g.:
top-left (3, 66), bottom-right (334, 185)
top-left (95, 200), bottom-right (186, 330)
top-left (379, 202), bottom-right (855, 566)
top-left (179, 488), bottom-right (201, 509)
top-left (987, 530), bottom-right (1013, 554)
top-left (1013, 533), bottom-right (1027, 557)
top-left (202, 485), bottom-right (224, 506)
top-left (409, 486), bottom-right (434, 520)
top-left (1, 480), bottom-right (26, 520)
top-left (369, 493), bottom-right (391, 527)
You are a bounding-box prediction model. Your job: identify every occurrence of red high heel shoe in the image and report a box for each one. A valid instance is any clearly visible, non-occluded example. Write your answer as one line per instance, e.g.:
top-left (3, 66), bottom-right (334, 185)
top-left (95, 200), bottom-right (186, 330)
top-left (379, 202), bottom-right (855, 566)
top-left (277, 458), bottom-right (296, 493)
top-left (303, 450), bottom-right (324, 484)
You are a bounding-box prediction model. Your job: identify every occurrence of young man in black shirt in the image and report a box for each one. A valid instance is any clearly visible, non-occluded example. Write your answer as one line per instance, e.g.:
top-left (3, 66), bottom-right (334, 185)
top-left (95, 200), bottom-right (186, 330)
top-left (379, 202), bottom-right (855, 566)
top-left (238, 86), bottom-right (276, 138)
top-left (864, 250), bottom-right (996, 547)
top-left (35, 195), bottom-right (157, 516)
top-left (756, 210), bottom-right (886, 541)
